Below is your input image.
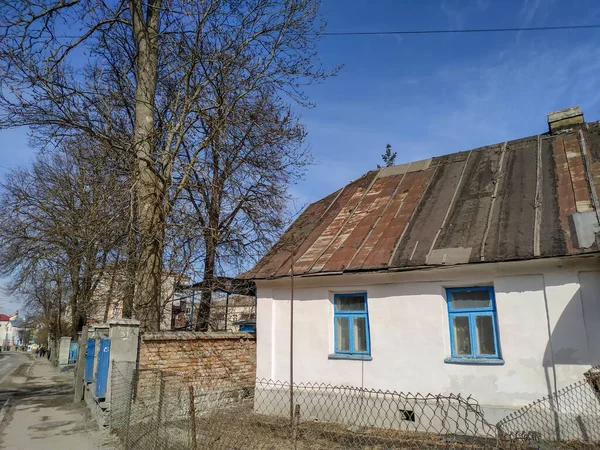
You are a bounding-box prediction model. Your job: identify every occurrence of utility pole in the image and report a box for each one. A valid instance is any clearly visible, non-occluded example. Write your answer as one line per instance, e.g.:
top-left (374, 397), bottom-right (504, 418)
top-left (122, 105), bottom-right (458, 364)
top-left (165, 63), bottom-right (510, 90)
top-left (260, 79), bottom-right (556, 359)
top-left (289, 249), bottom-right (295, 424)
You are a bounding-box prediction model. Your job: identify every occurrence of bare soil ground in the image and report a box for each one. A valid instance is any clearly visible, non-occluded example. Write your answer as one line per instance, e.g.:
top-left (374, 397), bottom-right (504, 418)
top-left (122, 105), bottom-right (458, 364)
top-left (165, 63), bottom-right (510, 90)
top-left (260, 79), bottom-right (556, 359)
top-left (118, 400), bottom-right (496, 450)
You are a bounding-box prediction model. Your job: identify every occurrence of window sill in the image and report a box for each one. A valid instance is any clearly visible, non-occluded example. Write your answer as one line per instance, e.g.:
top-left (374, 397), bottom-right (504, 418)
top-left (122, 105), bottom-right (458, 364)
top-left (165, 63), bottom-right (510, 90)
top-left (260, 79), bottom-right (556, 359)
top-left (444, 357), bottom-right (504, 365)
top-left (328, 354), bottom-right (372, 361)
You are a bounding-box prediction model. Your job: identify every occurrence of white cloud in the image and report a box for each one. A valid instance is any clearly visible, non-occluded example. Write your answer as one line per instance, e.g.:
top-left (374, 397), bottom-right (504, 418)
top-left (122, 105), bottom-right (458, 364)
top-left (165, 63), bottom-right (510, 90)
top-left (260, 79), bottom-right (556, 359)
top-left (435, 41), bottom-right (600, 136)
top-left (519, 0), bottom-right (542, 26)
top-left (293, 32), bottom-right (600, 207)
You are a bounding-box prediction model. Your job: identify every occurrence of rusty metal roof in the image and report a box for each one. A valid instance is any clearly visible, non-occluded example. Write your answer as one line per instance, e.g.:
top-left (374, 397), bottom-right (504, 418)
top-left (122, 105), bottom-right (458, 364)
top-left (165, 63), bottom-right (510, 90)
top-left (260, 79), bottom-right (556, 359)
top-left (242, 122), bottom-right (600, 280)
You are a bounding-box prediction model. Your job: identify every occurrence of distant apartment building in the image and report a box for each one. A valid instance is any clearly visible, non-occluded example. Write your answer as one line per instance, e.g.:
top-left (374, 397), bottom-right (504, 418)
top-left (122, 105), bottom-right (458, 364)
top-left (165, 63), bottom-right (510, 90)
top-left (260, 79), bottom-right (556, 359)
top-left (85, 270), bottom-right (188, 330)
top-left (172, 277), bottom-right (256, 331)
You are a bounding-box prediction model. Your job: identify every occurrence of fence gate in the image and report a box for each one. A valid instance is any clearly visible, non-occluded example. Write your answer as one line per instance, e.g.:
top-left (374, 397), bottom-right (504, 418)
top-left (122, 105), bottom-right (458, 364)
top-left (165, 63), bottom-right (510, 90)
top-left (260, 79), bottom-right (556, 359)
top-left (68, 342), bottom-right (79, 365)
top-left (95, 337), bottom-right (111, 399)
top-left (84, 338), bottom-right (95, 383)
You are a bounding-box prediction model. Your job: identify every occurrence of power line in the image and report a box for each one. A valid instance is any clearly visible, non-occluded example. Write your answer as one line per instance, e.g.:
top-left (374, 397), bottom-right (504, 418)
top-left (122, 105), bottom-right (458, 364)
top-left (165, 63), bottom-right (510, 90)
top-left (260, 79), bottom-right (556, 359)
top-left (322, 24), bottom-right (600, 36)
top-left (32, 23), bottom-right (600, 41)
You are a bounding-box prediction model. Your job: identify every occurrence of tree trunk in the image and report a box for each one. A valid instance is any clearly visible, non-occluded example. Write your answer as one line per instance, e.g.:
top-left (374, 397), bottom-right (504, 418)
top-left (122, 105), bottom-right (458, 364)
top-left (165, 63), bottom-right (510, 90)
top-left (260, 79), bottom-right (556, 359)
top-left (195, 241), bottom-right (215, 331)
top-left (68, 264), bottom-right (80, 337)
top-left (69, 263), bottom-right (86, 338)
top-left (56, 278), bottom-right (63, 337)
top-left (194, 126), bottom-right (223, 332)
top-left (130, 0), bottom-right (163, 331)
top-left (123, 204), bottom-right (137, 319)
top-left (52, 278), bottom-right (63, 363)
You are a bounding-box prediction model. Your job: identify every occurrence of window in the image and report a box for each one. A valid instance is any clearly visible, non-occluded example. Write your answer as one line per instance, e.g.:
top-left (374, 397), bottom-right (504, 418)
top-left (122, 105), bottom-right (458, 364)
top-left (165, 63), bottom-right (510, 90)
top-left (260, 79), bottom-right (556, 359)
top-left (446, 287), bottom-right (501, 362)
top-left (332, 293), bottom-right (371, 358)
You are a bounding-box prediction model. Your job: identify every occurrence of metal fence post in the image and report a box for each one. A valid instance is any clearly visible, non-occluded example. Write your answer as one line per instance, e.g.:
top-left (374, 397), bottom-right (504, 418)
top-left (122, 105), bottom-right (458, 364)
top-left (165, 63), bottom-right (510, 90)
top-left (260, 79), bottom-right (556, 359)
top-left (189, 385), bottom-right (198, 450)
top-left (292, 403), bottom-right (300, 449)
top-left (153, 371), bottom-right (165, 450)
top-left (123, 368), bottom-right (138, 450)
top-left (99, 366), bottom-right (600, 450)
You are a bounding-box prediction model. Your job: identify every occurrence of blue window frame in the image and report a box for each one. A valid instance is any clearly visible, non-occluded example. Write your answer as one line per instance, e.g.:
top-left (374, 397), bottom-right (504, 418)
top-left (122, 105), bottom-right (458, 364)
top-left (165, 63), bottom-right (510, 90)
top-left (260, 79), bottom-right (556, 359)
top-left (446, 286), bottom-right (501, 362)
top-left (333, 293), bottom-right (371, 356)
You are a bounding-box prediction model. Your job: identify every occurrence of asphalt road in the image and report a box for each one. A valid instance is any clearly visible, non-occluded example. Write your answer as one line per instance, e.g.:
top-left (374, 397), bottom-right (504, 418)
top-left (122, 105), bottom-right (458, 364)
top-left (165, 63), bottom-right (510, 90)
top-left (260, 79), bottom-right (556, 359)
top-left (0, 352), bottom-right (29, 385)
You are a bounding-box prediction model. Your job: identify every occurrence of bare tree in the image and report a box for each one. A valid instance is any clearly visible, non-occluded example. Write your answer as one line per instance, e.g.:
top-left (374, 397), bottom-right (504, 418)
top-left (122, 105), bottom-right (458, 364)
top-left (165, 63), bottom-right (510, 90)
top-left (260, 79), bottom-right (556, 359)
top-left (0, 139), bottom-right (128, 336)
top-left (0, 0), bottom-right (335, 330)
top-left (181, 94), bottom-right (311, 330)
top-left (14, 266), bottom-right (68, 357)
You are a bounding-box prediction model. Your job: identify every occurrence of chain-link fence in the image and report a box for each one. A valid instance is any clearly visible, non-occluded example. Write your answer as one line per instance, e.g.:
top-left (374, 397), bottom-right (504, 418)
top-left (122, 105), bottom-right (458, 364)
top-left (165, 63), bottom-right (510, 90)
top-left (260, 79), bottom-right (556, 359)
top-left (111, 361), bottom-right (498, 449)
top-left (497, 365), bottom-right (600, 449)
top-left (110, 362), bottom-right (600, 450)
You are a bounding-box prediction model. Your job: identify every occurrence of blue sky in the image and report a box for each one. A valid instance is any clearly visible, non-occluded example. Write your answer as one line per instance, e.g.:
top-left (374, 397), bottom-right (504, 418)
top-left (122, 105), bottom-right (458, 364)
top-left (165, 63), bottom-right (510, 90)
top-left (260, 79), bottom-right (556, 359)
top-left (2, 0), bottom-right (600, 309)
top-left (291, 0), bottom-right (600, 206)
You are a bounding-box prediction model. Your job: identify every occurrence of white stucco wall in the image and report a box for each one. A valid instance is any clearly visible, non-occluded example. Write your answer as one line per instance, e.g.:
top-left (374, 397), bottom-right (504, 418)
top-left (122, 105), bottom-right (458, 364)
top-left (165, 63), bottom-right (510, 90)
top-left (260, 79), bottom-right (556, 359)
top-left (255, 256), bottom-right (600, 415)
top-left (0, 320), bottom-right (9, 346)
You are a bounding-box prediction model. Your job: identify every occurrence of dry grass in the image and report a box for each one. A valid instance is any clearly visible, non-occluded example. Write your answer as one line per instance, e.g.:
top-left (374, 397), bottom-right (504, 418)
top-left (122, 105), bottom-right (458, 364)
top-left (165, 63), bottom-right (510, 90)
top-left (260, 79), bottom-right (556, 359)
top-left (116, 399), bottom-right (600, 450)
top-left (146, 405), bottom-right (497, 450)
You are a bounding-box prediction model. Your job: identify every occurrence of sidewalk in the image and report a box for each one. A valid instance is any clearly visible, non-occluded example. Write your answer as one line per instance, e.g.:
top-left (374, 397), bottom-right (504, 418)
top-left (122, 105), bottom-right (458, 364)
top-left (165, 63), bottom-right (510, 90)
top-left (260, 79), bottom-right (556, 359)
top-left (0, 355), bottom-right (118, 450)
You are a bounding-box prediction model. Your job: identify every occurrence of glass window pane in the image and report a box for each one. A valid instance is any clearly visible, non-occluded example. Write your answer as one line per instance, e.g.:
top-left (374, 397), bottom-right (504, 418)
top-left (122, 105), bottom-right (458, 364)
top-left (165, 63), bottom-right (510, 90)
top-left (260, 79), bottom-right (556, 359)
top-left (353, 317), bottom-right (368, 352)
top-left (336, 295), bottom-right (365, 311)
top-left (450, 289), bottom-right (491, 310)
top-left (335, 317), bottom-right (350, 352)
top-left (476, 315), bottom-right (496, 355)
top-left (452, 316), bottom-right (472, 355)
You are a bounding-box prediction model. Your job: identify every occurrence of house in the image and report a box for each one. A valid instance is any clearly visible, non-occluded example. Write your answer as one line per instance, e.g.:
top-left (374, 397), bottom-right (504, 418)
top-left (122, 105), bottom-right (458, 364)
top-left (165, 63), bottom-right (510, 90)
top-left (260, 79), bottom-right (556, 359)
top-left (2, 312), bottom-right (32, 348)
top-left (241, 107), bottom-right (600, 424)
top-left (0, 313), bottom-right (11, 349)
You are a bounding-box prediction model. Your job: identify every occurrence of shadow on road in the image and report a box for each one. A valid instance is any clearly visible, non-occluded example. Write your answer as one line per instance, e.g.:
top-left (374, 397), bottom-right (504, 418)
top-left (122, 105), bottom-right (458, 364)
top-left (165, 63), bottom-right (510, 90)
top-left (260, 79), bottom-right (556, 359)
top-left (0, 358), bottom-right (118, 449)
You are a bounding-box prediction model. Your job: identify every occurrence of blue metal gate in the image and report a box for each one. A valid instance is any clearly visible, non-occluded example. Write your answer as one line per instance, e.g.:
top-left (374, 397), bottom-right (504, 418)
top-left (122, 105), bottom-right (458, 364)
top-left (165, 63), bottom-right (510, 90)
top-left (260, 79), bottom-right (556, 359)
top-left (94, 338), bottom-right (111, 399)
top-left (68, 342), bottom-right (79, 364)
top-left (84, 338), bottom-right (95, 383)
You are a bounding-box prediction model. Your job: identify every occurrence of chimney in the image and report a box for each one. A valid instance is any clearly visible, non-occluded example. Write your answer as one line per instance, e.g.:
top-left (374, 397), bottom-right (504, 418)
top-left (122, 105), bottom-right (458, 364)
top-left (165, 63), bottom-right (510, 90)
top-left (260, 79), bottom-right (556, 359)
top-left (547, 106), bottom-right (584, 134)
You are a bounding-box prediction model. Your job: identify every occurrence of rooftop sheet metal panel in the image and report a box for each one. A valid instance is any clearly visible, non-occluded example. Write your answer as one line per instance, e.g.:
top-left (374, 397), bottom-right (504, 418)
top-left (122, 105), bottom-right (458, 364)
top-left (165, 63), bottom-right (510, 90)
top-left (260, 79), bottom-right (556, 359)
top-left (306, 172), bottom-right (381, 273)
top-left (540, 137), bottom-right (568, 257)
top-left (433, 144), bottom-right (503, 262)
top-left (391, 152), bottom-right (470, 267)
top-left (356, 169), bottom-right (433, 269)
top-left (321, 175), bottom-right (402, 272)
top-left (551, 135), bottom-right (578, 254)
top-left (563, 133), bottom-right (593, 213)
top-left (290, 171), bottom-right (378, 276)
top-left (245, 190), bottom-right (337, 279)
top-left (581, 125), bottom-right (600, 222)
top-left (585, 122), bottom-right (600, 162)
top-left (482, 137), bottom-right (538, 262)
top-left (242, 124), bottom-right (600, 280)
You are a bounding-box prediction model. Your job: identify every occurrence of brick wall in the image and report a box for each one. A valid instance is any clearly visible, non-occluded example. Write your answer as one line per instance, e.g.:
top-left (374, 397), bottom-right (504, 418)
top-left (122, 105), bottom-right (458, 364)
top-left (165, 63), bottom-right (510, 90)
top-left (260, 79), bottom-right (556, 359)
top-left (139, 331), bottom-right (256, 390)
